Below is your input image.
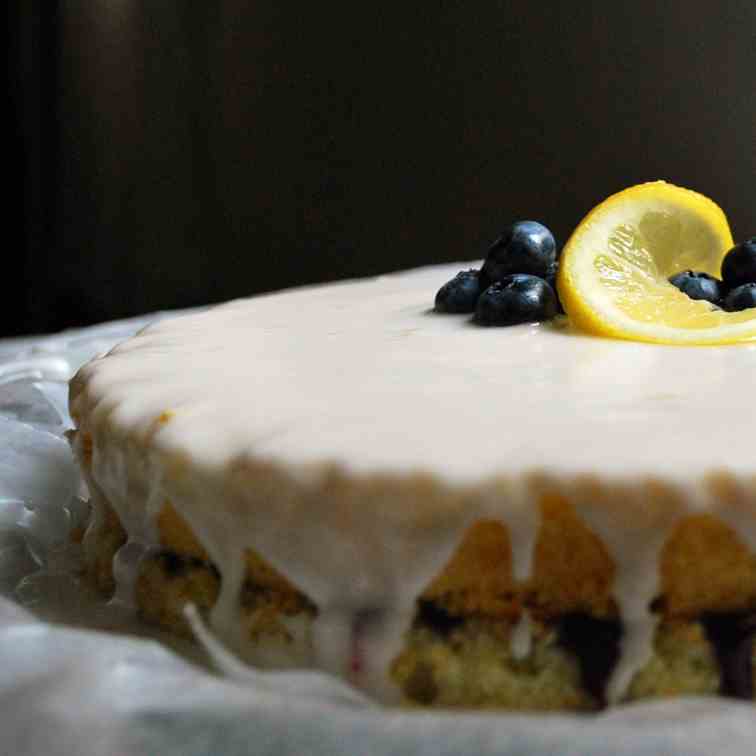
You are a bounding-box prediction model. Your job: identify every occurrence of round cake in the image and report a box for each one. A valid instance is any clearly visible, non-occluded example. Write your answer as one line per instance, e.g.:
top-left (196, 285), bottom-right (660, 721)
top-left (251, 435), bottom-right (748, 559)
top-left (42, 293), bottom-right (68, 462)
top-left (69, 262), bottom-right (756, 709)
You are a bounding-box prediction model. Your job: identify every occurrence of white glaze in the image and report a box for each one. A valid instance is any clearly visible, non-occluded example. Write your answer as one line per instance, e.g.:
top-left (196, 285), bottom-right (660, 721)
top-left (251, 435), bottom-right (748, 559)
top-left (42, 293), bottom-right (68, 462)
top-left (109, 540), bottom-right (157, 609)
top-left (510, 610), bottom-right (532, 661)
top-left (69, 262), bottom-right (756, 703)
top-left (491, 479), bottom-right (539, 661)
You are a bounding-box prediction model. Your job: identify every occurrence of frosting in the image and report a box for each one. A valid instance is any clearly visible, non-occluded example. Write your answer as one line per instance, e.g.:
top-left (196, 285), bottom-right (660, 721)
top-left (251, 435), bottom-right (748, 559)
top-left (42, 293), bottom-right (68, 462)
top-left (510, 610), bottom-right (533, 661)
top-left (69, 262), bottom-right (756, 703)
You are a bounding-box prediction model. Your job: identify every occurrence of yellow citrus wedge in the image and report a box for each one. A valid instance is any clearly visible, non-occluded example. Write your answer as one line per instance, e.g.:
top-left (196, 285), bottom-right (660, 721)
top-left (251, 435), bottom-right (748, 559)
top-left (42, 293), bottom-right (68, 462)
top-left (557, 181), bottom-right (756, 345)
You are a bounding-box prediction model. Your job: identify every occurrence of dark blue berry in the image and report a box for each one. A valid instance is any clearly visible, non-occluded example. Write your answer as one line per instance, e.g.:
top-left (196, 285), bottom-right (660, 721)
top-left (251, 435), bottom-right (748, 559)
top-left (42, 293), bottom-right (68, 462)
top-left (474, 274), bottom-right (558, 326)
top-left (722, 283), bottom-right (756, 312)
top-left (434, 269), bottom-right (481, 313)
top-left (721, 238), bottom-right (756, 289)
top-left (480, 221), bottom-right (557, 288)
top-left (668, 270), bottom-right (722, 305)
top-left (544, 260), bottom-right (564, 314)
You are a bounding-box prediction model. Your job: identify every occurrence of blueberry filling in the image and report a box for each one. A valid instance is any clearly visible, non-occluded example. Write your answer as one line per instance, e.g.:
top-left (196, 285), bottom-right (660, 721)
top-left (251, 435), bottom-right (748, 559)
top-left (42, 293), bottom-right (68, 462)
top-left (557, 610), bottom-right (756, 705)
top-left (415, 599), bottom-right (465, 637)
top-left (557, 613), bottom-right (622, 707)
top-left (158, 550), bottom-right (756, 705)
top-left (702, 612), bottom-right (756, 700)
top-left (158, 550), bottom-right (191, 577)
top-left (158, 549), bottom-right (219, 579)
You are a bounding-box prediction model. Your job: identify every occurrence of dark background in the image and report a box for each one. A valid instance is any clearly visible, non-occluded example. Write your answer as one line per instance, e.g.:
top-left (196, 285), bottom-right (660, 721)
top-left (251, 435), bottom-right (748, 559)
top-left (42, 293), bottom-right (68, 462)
top-left (10, 2), bottom-right (756, 337)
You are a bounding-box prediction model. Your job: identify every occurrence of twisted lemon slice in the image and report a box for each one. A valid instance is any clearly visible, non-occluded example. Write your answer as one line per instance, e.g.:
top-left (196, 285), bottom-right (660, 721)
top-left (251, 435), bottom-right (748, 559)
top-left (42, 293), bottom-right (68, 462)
top-left (557, 181), bottom-right (756, 345)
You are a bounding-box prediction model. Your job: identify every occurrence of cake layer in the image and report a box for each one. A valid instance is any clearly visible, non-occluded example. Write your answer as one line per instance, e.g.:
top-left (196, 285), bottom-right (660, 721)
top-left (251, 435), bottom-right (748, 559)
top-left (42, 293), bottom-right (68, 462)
top-left (69, 262), bottom-right (756, 704)
top-left (87, 495), bottom-right (756, 622)
top-left (85, 520), bottom-right (756, 709)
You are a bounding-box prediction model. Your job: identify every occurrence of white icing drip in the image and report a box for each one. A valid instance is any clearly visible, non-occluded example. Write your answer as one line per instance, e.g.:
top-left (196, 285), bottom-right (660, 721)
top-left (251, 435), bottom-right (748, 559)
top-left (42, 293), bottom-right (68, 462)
top-left (311, 608), bottom-right (354, 681)
top-left (510, 610), bottom-right (532, 661)
top-left (209, 547), bottom-right (246, 657)
top-left (504, 481), bottom-right (539, 584)
top-left (74, 428), bottom-right (165, 608)
top-left (487, 479), bottom-right (539, 663)
top-left (183, 604), bottom-right (373, 707)
top-left (606, 596), bottom-right (659, 706)
top-left (243, 511), bottom-right (469, 700)
top-left (83, 427), bottom-right (162, 546)
top-left (353, 607), bottom-right (416, 704)
top-left (109, 539), bottom-right (156, 609)
top-left (68, 263), bottom-right (756, 704)
top-left (308, 605), bottom-right (418, 703)
top-left (610, 616), bottom-right (659, 705)
top-left (80, 476), bottom-right (108, 575)
top-left (185, 602), bottom-right (260, 679)
top-left (574, 481), bottom-right (686, 704)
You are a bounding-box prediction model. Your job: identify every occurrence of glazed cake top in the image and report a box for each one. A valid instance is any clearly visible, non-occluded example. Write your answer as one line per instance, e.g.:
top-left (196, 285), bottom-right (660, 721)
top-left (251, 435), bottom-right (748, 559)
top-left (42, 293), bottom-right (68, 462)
top-left (72, 262), bottom-right (756, 484)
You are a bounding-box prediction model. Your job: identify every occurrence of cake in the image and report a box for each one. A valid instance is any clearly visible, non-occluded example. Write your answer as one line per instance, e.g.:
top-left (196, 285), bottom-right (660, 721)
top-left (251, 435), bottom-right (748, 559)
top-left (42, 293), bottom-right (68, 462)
top-left (69, 261), bottom-right (756, 710)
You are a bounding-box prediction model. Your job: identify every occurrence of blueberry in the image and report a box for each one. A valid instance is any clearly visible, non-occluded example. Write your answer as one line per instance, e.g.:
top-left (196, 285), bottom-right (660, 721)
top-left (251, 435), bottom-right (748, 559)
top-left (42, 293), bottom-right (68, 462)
top-left (668, 270), bottom-right (722, 305)
top-left (544, 260), bottom-right (564, 314)
top-left (480, 221), bottom-right (557, 288)
top-left (722, 283), bottom-right (756, 312)
top-left (434, 269), bottom-right (481, 313)
top-left (721, 238), bottom-right (756, 290)
top-left (474, 274), bottom-right (558, 326)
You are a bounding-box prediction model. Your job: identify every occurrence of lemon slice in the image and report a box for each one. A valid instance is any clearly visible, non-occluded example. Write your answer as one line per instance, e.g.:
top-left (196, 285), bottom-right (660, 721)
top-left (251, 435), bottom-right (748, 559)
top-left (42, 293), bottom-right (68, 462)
top-left (557, 181), bottom-right (756, 345)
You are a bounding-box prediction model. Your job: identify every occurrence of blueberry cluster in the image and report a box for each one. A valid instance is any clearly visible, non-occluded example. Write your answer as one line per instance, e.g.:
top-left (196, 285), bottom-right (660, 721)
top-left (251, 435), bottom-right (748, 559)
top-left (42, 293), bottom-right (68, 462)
top-left (435, 221), bottom-right (562, 326)
top-left (669, 238), bottom-right (756, 312)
